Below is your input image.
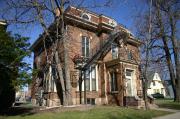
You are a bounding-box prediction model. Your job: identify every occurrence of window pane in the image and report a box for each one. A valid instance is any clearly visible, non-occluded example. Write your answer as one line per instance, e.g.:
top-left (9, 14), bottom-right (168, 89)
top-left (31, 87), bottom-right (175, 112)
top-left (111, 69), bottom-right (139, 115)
top-left (82, 37), bottom-right (85, 57)
top-left (128, 51), bottom-right (133, 60)
top-left (87, 98), bottom-right (91, 104)
top-left (86, 46), bottom-right (89, 57)
top-left (86, 69), bottom-right (90, 91)
top-left (86, 79), bottom-right (90, 91)
top-left (82, 36), bottom-right (90, 58)
top-left (111, 43), bottom-right (118, 59)
top-left (126, 78), bottom-right (132, 96)
top-left (114, 73), bottom-right (117, 91)
top-left (82, 14), bottom-right (90, 20)
top-left (92, 79), bottom-right (96, 91)
top-left (91, 98), bottom-right (95, 105)
top-left (86, 37), bottom-right (90, 57)
top-left (111, 73), bottom-right (113, 91)
top-left (111, 72), bottom-right (118, 91)
top-left (91, 67), bottom-right (96, 91)
top-left (126, 70), bottom-right (132, 76)
top-left (91, 67), bottom-right (95, 78)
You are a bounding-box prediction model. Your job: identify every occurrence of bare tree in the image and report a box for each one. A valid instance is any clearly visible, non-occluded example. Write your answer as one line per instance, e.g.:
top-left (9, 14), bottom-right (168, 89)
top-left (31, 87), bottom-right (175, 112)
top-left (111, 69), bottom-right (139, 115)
top-left (135, 0), bottom-right (180, 102)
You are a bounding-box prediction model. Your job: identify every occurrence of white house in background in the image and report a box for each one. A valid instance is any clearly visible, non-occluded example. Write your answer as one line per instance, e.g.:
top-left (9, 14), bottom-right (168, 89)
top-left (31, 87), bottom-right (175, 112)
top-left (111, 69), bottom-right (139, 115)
top-left (147, 72), bottom-right (166, 96)
top-left (16, 91), bottom-right (26, 102)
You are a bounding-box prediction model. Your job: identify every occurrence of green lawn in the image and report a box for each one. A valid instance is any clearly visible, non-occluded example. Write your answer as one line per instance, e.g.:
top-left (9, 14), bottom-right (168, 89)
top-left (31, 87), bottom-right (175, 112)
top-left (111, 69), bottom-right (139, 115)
top-left (0, 106), bottom-right (171, 119)
top-left (155, 99), bottom-right (180, 110)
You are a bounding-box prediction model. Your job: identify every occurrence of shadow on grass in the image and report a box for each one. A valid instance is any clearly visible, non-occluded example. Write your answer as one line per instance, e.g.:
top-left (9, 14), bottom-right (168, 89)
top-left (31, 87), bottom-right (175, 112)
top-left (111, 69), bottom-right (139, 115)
top-left (155, 99), bottom-right (180, 110)
top-left (0, 107), bottom-right (37, 116)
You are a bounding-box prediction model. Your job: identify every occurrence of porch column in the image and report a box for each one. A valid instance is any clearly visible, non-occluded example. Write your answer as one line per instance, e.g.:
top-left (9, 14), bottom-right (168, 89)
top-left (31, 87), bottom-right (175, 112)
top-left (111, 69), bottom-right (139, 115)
top-left (118, 63), bottom-right (124, 106)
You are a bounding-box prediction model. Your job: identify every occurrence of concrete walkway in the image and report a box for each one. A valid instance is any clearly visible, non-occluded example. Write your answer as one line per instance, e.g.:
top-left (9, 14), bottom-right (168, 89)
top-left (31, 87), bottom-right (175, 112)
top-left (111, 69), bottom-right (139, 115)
top-left (153, 112), bottom-right (180, 119)
top-left (152, 108), bottom-right (180, 119)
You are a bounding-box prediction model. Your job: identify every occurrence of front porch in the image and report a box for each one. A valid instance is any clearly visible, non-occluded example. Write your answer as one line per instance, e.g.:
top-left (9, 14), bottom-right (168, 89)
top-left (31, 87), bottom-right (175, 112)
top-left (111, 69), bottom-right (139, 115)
top-left (102, 58), bottom-right (144, 107)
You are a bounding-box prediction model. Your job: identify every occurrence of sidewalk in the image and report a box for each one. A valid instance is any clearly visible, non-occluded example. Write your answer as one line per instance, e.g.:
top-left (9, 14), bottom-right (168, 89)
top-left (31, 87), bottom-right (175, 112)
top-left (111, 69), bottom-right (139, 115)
top-left (152, 108), bottom-right (180, 119)
top-left (153, 112), bottom-right (180, 119)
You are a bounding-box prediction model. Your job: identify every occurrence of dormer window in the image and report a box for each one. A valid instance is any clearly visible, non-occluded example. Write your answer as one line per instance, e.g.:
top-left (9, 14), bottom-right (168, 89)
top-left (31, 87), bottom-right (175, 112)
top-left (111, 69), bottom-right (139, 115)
top-left (81, 13), bottom-right (91, 21)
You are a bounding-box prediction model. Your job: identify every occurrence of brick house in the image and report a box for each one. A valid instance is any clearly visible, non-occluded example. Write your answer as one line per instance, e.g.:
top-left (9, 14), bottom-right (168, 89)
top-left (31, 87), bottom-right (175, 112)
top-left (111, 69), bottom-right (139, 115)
top-left (30, 6), bottom-right (143, 108)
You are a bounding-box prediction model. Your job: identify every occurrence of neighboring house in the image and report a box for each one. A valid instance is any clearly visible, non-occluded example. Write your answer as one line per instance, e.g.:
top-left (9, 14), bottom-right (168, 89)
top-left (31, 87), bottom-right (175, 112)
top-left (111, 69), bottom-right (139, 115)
top-left (30, 6), bottom-right (143, 107)
top-left (16, 91), bottom-right (26, 102)
top-left (147, 72), bottom-right (166, 96)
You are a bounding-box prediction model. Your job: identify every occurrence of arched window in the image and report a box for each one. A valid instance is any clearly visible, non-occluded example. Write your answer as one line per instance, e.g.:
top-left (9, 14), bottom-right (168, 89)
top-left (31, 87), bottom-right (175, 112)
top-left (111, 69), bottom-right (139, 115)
top-left (81, 13), bottom-right (91, 21)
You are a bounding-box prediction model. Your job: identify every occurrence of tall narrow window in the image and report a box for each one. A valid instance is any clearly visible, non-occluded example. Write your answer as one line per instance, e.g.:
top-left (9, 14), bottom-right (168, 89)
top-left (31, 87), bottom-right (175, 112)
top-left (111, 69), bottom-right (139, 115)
top-left (111, 72), bottom-right (118, 91)
top-left (82, 36), bottom-right (90, 58)
top-left (127, 51), bottom-right (133, 60)
top-left (91, 67), bottom-right (96, 91)
top-left (111, 43), bottom-right (118, 59)
top-left (86, 69), bottom-right (90, 91)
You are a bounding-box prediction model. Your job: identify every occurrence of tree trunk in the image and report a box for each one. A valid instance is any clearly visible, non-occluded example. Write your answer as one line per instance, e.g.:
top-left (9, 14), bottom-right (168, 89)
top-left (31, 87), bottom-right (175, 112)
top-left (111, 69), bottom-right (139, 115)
top-left (169, 13), bottom-right (180, 102)
top-left (59, 0), bottom-right (72, 105)
top-left (156, 3), bottom-right (177, 101)
top-left (55, 51), bottom-right (66, 105)
top-left (143, 78), bottom-right (149, 110)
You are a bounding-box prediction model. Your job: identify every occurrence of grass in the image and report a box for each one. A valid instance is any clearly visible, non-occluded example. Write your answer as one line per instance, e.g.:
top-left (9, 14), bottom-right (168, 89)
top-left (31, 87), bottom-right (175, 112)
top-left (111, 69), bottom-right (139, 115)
top-left (0, 106), bottom-right (171, 119)
top-left (155, 99), bottom-right (180, 110)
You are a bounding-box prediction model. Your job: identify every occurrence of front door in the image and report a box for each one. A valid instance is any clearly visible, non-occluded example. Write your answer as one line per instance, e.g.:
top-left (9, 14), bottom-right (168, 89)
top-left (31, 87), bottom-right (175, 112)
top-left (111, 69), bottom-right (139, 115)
top-left (125, 69), bottom-right (135, 96)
